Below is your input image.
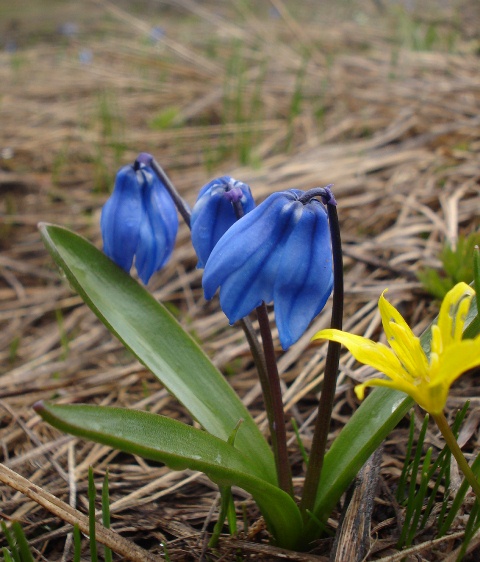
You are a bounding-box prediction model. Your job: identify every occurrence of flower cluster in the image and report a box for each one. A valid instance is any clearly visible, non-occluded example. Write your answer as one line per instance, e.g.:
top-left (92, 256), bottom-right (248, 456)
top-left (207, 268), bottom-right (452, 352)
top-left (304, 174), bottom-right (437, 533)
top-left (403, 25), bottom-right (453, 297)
top-left (202, 189), bottom-right (334, 349)
top-left (101, 161), bottom-right (334, 348)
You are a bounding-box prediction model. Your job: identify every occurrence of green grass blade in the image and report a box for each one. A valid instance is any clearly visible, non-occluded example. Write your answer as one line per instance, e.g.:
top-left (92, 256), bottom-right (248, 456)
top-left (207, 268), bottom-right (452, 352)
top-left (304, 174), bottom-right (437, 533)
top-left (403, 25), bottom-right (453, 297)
top-left (397, 410), bottom-right (415, 503)
top-left (291, 418), bottom-right (309, 467)
top-left (39, 223), bottom-right (275, 484)
top-left (398, 415), bottom-right (429, 547)
top-left (405, 448), bottom-right (432, 547)
top-left (73, 524), bottom-right (82, 562)
top-left (88, 468), bottom-right (98, 562)
top-left (35, 401), bottom-right (303, 549)
top-left (102, 470), bottom-right (113, 562)
top-left (10, 522), bottom-right (33, 562)
top-left (456, 500), bottom-right (480, 561)
top-left (1, 548), bottom-right (14, 562)
top-left (1, 523), bottom-right (19, 562)
top-left (438, 452), bottom-right (480, 536)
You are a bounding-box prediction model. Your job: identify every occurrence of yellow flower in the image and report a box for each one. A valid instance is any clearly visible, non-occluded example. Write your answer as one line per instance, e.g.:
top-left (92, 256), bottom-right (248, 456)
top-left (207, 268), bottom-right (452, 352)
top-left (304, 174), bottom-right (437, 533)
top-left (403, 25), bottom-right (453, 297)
top-left (313, 282), bottom-right (480, 415)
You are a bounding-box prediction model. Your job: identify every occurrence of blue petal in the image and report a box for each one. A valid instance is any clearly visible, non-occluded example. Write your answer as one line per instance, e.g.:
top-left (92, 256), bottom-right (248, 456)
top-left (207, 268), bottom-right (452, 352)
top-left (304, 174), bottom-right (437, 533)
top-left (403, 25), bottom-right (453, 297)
top-left (203, 191), bottom-right (300, 323)
top-left (100, 165), bottom-right (143, 273)
top-left (191, 177), bottom-right (255, 268)
top-left (273, 200), bottom-right (333, 348)
top-left (135, 167), bottom-right (178, 284)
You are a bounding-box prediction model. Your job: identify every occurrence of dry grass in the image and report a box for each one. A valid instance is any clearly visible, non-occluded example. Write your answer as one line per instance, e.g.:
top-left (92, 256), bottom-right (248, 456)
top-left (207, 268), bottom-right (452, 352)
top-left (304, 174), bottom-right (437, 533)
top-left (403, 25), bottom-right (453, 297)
top-left (1, 0), bottom-right (480, 560)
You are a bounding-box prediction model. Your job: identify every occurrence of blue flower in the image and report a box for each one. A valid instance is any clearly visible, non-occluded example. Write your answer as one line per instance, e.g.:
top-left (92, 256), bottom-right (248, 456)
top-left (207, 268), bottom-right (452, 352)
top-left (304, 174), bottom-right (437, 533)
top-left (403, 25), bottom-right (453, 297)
top-left (202, 189), bottom-right (334, 349)
top-left (101, 161), bottom-right (178, 284)
top-left (191, 176), bottom-right (255, 268)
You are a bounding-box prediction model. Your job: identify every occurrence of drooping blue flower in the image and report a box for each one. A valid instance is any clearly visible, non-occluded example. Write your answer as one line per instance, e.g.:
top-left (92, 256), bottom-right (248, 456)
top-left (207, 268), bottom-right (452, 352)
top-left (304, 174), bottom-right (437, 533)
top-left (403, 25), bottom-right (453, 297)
top-left (100, 160), bottom-right (178, 284)
top-left (202, 189), bottom-right (334, 349)
top-left (190, 176), bottom-right (255, 268)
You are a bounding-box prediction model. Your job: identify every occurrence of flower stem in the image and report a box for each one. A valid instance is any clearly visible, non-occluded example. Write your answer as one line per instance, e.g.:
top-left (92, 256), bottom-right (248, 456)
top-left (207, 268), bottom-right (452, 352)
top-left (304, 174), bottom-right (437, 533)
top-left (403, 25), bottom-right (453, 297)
top-left (300, 202), bottom-right (343, 519)
top-left (432, 412), bottom-right (480, 502)
top-left (136, 152), bottom-right (192, 227)
top-left (256, 303), bottom-right (294, 497)
top-left (231, 196), bottom-right (292, 496)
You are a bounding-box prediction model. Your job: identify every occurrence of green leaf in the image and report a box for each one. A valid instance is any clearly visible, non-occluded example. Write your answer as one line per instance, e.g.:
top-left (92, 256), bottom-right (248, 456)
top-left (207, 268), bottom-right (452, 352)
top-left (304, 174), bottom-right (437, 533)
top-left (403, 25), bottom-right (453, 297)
top-left (39, 224), bottom-right (275, 484)
top-left (302, 389), bottom-right (413, 543)
top-left (304, 307), bottom-right (447, 543)
top-left (35, 402), bottom-right (303, 549)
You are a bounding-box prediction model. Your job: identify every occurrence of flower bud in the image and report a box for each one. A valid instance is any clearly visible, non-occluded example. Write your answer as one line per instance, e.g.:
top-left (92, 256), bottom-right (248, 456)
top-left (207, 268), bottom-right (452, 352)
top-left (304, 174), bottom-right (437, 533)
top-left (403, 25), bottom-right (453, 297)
top-left (100, 161), bottom-right (178, 284)
top-left (202, 189), bottom-right (333, 349)
top-left (191, 176), bottom-right (255, 268)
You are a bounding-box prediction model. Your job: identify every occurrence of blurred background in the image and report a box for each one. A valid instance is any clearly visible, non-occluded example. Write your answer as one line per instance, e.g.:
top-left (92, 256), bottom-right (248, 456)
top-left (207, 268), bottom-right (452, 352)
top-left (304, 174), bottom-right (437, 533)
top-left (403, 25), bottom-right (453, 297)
top-left (1, 0), bottom-right (479, 559)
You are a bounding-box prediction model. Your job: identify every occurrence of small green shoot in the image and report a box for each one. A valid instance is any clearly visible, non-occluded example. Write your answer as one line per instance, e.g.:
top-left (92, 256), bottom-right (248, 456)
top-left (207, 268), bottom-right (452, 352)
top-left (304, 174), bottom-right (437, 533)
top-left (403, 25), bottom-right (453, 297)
top-left (286, 53), bottom-right (309, 151)
top-left (396, 410), bottom-right (416, 503)
top-left (102, 470), bottom-right (113, 562)
top-left (10, 523), bottom-right (33, 562)
top-left (0, 521), bottom-right (34, 562)
top-left (291, 417), bottom-right (309, 466)
top-left (73, 524), bottom-right (82, 562)
top-left (55, 308), bottom-right (69, 360)
top-left (1, 522), bottom-right (19, 562)
top-left (1, 547), bottom-right (14, 562)
top-left (456, 501), bottom-right (480, 561)
top-left (397, 413), bottom-right (429, 547)
top-left (8, 337), bottom-right (20, 365)
top-left (209, 420), bottom-right (243, 547)
top-left (88, 467), bottom-right (99, 562)
top-left (160, 542), bottom-right (172, 562)
top-left (397, 402), bottom-right (479, 555)
top-left (417, 233), bottom-right (480, 300)
top-left (149, 107), bottom-right (181, 130)
top-left (463, 246), bottom-right (480, 340)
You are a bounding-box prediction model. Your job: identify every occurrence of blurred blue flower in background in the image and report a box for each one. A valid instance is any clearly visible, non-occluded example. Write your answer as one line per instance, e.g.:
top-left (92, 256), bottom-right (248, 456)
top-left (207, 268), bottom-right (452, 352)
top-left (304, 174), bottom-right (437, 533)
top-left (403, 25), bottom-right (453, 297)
top-left (57, 22), bottom-right (79, 38)
top-left (101, 160), bottom-right (178, 284)
top-left (191, 176), bottom-right (255, 268)
top-left (202, 189), bottom-right (333, 349)
top-left (149, 26), bottom-right (165, 43)
top-left (79, 48), bottom-right (93, 64)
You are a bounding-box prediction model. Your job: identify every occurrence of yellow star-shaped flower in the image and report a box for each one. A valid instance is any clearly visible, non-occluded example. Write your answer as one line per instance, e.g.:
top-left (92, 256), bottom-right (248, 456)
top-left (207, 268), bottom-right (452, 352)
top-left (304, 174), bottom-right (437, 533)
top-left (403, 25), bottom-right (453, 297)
top-left (313, 282), bottom-right (480, 415)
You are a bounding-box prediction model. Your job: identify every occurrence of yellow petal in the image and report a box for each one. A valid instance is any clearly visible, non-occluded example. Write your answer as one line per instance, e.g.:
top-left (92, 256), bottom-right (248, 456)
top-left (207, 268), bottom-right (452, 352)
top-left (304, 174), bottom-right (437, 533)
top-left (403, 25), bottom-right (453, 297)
top-left (378, 291), bottom-right (415, 342)
top-left (354, 377), bottom-right (424, 405)
top-left (313, 328), bottom-right (405, 381)
top-left (437, 282), bottom-right (475, 347)
top-left (430, 324), bottom-right (443, 357)
top-left (385, 321), bottom-right (429, 379)
top-left (435, 337), bottom-right (480, 388)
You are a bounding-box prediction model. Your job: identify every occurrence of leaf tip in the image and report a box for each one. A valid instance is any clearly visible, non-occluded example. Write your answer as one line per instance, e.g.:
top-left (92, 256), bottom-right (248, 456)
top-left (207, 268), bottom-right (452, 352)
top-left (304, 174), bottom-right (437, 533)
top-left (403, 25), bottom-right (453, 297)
top-left (33, 400), bottom-right (46, 414)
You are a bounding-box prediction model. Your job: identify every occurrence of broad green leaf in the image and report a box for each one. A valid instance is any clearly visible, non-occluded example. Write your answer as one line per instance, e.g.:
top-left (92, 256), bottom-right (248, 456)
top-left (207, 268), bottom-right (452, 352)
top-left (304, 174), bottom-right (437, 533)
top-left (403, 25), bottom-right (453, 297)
top-left (35, 402), bottom-right (303, 549)
top-left (39, 224), bottom-right (275, 484)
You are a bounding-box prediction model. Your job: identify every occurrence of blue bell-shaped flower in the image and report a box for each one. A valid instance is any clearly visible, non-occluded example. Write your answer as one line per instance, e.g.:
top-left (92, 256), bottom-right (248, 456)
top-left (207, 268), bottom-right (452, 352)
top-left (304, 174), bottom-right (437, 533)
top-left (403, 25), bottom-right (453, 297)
top-left (100, 160), bottom-right (178, 284)
top-left (191, 176), bottom-right (255, 268)
top-left (202, 189), bottom-right (334, 349)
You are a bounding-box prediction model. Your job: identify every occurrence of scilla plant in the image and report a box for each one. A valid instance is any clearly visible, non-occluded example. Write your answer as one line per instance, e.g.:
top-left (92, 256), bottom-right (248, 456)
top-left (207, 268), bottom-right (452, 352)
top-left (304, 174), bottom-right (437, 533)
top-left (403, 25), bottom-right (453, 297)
top-left (35, 153), bottom-right (480, 551)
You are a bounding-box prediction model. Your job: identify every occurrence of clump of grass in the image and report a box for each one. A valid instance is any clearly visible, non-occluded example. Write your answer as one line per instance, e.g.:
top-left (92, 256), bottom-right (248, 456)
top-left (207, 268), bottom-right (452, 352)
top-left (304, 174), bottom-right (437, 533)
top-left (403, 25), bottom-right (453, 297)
top-left (1, 469), bottom-right (112, 561)
top-left (397, 404), bottom-right (480, 558)
top-left (93, 90), bottom-right (127, 193)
